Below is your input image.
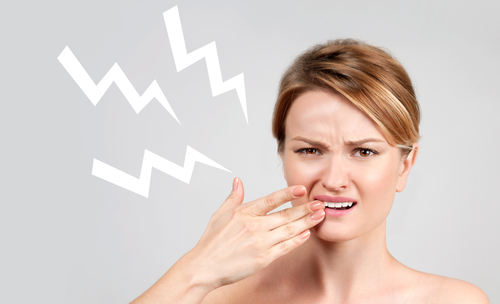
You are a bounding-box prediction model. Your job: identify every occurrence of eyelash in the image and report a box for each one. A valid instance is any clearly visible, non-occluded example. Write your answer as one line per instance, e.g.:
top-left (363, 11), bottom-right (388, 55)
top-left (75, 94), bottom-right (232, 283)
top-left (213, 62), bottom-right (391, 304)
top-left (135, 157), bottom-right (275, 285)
top-left (353, 147), bottom-right (379, 157)
top-left (295, 147), bottom-right (379, 157)
top-left (295, 148), bottom-right (321, 156)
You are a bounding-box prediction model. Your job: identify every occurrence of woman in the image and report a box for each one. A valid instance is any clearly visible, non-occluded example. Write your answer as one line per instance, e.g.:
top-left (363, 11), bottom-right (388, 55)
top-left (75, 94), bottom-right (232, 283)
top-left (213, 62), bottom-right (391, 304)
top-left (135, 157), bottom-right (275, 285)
top-left (132, 39), bottom-right (489, 303)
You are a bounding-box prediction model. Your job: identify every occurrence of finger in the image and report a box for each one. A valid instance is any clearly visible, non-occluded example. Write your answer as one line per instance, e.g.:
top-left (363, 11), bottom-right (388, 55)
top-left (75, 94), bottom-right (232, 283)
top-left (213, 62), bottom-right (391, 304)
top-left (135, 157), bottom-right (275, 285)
top-left (211, 177), bottom-right (245, 221)
top-left (266, 229), bottom-right (311, 263)
top-left (264, 200), bottom-right (324, 230)
top-left (244, 185), bottom-right (307, 216)
top-left (266, 209), bottom-right (324, 246)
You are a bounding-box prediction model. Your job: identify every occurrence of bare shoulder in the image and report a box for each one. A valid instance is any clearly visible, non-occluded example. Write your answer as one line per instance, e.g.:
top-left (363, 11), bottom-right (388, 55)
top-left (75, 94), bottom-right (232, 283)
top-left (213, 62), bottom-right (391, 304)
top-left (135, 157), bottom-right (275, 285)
top-left (413, 271), bottom-right (489, 304)
top-left (432, 276), bottom-right (489, 304)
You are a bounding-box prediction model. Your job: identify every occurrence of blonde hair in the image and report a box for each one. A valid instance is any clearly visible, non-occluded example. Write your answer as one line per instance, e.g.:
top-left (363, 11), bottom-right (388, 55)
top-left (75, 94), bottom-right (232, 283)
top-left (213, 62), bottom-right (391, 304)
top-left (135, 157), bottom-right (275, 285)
top-left (272, 39), bottom-right (420, 156)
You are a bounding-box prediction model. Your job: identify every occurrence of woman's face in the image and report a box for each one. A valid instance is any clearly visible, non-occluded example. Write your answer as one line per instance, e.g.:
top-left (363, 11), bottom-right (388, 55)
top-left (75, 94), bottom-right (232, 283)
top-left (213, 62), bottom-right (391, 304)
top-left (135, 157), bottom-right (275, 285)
top-left (280, 90), bottom-right (417, 242)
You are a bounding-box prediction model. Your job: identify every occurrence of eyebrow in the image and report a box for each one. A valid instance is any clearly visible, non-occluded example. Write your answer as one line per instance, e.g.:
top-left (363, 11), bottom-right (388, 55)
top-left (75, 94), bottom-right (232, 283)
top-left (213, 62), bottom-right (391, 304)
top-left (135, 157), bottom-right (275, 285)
top-left (290, 136), bottom-right (330, 148)
top-left (344, 138), bottom-right (386, 146)
top-left (291, 136), bottom-right (385, 147)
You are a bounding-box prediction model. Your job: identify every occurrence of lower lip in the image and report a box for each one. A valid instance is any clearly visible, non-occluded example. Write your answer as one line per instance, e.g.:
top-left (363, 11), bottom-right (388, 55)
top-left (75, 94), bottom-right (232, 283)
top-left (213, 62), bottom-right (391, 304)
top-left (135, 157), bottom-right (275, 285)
top-left (324, 205), bottom-right (355, 217)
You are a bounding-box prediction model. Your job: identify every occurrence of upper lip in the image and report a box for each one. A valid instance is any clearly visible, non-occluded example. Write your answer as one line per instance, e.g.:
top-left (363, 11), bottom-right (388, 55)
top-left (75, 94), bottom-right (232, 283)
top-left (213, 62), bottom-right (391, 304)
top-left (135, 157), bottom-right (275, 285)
top-left (313, 195), bottom-right (357, 203)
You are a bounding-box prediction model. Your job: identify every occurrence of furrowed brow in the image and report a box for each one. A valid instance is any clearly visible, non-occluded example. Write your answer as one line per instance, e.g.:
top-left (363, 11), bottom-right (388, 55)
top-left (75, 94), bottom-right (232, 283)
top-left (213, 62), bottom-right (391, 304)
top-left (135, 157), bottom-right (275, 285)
top-left (290, 136), bottom-right (330, 148)
top-left (344, 138), bottom-right (386, 146)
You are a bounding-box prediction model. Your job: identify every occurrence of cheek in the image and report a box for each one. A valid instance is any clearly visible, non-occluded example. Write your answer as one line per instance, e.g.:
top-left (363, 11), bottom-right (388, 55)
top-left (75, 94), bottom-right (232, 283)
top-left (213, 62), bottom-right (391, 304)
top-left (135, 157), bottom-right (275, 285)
top-left (350, 159), bottom-right (400, 201)
top-left (284, 158), bottom-right (323, 206)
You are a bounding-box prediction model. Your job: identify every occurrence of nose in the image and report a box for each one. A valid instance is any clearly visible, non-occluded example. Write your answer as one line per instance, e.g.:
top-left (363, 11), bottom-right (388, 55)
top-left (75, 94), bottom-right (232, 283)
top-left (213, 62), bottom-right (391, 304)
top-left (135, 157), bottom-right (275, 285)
top-left (321, 156), bottom-right (349, 192)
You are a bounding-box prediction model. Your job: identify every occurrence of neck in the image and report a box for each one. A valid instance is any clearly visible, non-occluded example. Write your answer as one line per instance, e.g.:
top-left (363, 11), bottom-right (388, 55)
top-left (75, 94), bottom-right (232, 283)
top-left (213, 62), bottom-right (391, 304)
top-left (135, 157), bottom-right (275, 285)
top-left (287, 220), bottom-right (396, 300)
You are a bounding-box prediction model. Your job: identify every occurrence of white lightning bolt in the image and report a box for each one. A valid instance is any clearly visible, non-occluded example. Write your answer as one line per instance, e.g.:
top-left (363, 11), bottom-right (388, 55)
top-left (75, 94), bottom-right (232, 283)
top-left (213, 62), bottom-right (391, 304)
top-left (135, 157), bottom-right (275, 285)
top-left (163, 6), bottom-right (248, 124)
top-left (58, 46), bottom-right (180, 124)
top-left (92, 146), bottom-right (231, 197)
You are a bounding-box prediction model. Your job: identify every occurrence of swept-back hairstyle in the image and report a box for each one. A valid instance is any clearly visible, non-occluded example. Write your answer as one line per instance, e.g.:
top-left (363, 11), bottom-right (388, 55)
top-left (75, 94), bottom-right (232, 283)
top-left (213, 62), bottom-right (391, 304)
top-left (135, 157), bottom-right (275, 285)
top-left (272, 39), bottom-right (420, 156)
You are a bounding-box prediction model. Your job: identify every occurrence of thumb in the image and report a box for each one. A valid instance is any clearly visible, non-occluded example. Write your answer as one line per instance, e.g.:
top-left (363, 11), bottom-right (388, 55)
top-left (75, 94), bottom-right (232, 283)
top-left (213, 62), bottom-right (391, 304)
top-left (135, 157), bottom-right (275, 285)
top-left (212, 177), bottom-right (244, 220)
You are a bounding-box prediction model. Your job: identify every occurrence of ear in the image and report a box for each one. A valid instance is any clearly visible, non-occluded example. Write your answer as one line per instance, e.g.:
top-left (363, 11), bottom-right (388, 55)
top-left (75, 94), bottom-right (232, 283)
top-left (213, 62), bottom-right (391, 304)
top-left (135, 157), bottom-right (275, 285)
top-left (396, 142), bottom-right (419, 192)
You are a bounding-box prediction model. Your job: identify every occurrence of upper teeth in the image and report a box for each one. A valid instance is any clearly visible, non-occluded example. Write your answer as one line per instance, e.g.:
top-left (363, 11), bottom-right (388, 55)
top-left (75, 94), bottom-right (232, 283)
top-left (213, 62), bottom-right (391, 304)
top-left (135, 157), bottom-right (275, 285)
top-left (323, 202), bottom-right (353, 208)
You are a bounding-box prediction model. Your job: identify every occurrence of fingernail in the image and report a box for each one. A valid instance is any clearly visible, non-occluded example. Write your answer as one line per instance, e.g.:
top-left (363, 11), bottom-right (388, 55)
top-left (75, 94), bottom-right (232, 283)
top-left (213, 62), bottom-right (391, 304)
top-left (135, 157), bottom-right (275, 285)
top-left (310, 200), bottom-right (323, 211)
top-left (299, 230), bottom-right (310, 239)
top-left (310, 210), bottom-right (324, 221)
top-left (291, 186), bottom-right (306, 198)
top-left (233, 178), bottom-right (239, 191)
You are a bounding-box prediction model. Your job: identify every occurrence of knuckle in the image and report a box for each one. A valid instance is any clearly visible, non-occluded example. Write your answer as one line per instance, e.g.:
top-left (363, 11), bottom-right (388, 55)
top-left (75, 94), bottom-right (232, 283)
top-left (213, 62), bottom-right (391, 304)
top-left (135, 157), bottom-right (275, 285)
top-left (226, 191), bottom-right (237, 200)
top-left (302, 204), bottom-right (312, 215)
top-left (265, 193), bottom-right (278, 209)
top-left (244, 219), bottom-right (260, 233)
top-left (234, 204), bottom-right (245, 214)
top-left (232, 208), bottom-right (246, 220)
top-left (293, 234), bottom-right (304, 245)
top-left (278, 240), bottom-right (289, 253)
top-left (279, 209), bottom-right (293, 222)
top-left (231, 210), bottom-right (248, 225)
top-left (304, 213), bottom-right (313, 225)
top-left (256, 253), bottom-right (269, 268)
top-left (283, 224), bottom-right (295, 237)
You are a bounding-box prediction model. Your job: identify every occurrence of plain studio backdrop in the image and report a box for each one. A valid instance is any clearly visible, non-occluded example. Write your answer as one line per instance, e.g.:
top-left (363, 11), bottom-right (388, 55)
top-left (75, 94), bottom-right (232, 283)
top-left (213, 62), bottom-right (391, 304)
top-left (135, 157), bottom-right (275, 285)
top-left (1, 0), bottom-right (499, 303)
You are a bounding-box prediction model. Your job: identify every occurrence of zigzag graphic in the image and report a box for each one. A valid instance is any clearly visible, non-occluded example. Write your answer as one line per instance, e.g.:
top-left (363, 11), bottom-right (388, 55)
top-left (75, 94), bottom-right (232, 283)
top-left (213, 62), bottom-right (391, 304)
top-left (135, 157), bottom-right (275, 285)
top-left (58, 46), bottom-right (180, 124)
top-left (163, 6), bottom-right (248, 123)
top-left (92, 146), bottom-right (231, 197)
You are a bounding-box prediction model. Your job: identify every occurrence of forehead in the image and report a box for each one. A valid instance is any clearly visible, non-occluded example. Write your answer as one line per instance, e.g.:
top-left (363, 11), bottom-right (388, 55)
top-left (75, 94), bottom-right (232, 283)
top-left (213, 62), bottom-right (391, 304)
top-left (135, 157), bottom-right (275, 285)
top-left (285, 90), bottom-right (385, 143)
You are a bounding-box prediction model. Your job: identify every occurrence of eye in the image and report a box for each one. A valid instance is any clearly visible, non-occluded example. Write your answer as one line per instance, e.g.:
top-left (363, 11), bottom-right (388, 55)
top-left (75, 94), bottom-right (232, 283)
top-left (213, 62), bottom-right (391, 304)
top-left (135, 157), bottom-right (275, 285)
top-left (353, 148), bottom-right (377, 157)
top-left (296, 148), bottom-right (320, 156)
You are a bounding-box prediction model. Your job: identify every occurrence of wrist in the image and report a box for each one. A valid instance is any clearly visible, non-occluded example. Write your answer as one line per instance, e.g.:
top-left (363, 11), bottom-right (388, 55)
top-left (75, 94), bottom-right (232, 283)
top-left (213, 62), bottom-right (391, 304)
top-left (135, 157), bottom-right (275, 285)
top-left (176, 249), bottom-right (219, 293)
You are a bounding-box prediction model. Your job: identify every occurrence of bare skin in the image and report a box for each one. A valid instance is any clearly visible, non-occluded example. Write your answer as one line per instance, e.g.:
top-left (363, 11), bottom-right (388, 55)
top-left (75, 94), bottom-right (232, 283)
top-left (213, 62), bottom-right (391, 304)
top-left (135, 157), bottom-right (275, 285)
top-left (131, 90), bottom-right (489, 304)
top-left (131, 180), bottom-right (326, 304)
top-left (202, 90), bottom-right (489, 304)
top-left (202, 222), bottom-right (488, 304)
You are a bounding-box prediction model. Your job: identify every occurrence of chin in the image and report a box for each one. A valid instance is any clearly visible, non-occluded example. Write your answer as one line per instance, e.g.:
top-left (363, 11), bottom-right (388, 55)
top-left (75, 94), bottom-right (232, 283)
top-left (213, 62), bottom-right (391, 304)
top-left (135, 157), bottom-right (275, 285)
top-left (311, 216), bottom-right (387, 244)
top-left (310, 220), bottom-right (358, 243)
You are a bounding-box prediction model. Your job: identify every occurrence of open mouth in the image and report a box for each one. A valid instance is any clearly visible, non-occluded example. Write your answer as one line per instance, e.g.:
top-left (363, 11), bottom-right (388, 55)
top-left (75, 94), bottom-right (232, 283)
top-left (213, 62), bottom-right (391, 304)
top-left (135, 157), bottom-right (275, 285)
top-left (323, 202), bottom-right (357, 210)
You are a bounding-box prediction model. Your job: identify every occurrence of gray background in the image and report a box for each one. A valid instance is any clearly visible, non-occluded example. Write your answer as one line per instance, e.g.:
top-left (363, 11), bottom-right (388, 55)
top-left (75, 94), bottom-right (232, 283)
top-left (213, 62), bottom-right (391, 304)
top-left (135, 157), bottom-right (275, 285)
top-left (2, 0), bottom-right (499, 303)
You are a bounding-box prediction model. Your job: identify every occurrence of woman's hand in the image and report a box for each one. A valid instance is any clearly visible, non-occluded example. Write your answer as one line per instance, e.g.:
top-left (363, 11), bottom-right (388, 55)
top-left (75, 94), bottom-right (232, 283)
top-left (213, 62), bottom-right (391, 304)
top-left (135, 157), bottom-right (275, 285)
top-left (185, 177), bottom-right (325, 290)
top-left (130, 178), bottom-right (324, 304)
